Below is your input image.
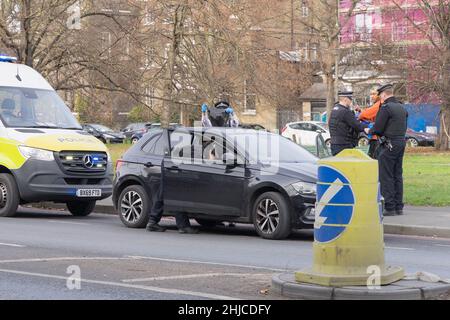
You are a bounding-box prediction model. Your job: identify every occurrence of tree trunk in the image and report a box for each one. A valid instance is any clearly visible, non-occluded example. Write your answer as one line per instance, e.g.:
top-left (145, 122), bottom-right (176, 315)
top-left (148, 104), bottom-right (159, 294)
top-left (326, 73), bottom-right (335, 121)
top-left (437, 107), bottom-right (450, 151)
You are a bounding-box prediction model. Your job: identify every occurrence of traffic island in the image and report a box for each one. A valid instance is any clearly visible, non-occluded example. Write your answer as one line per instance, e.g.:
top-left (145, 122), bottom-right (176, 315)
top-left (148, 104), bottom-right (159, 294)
top-left (272, 273), bottom-right (450, 300)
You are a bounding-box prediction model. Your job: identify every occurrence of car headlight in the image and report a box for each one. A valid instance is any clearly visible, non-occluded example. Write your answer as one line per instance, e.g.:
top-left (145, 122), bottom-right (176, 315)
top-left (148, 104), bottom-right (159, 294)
top-left (292, 181), bottom-right (316, 196)
top-left (18, 146), bottom-right (54, 161)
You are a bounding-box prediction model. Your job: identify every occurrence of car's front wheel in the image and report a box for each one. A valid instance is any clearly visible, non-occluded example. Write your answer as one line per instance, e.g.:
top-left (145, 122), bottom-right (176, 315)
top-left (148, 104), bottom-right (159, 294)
top-left (118, 185), bottom-right (150, 228)
top-left (358, 136), bottom-right (370, 147)
top-left (66, 201), bottom-right (96, 217)
top-left (253, 192), bottom-right (291, 240)
top-left (0, 173), bottom-right (20, 217)
top-left (407, 138), bottom-right (419, 148)
top-left (131, 137), bottom-right (139, 144)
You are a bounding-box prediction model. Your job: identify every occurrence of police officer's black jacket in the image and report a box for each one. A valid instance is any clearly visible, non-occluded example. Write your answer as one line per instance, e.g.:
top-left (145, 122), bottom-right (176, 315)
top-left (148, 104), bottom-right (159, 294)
top-left (369, 96), bottom-right (408, 139)
top-left (329, 103), bottom-right (367, 145)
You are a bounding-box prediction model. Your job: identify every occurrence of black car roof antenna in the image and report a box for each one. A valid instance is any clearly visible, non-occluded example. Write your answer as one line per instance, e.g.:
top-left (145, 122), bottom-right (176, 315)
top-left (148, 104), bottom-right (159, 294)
top-left (16, 63), bottom-right (22, 82)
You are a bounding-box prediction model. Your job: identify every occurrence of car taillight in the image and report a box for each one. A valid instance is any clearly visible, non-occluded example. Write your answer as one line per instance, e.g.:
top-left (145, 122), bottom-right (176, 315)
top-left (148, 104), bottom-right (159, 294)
top-left (141, 128), bottom-right (146, 133)
top-left (281, 126), bottom-right (287, 134)
top-left (116, 160), bottom-right (124, 172)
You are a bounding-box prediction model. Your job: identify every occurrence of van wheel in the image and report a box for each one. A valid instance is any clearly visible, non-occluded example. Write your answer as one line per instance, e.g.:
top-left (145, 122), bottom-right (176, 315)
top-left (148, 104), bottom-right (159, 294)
top-left (253, 192), bottom-right (291, 240)
top-left (118, 185), bottom-right (150, 228)
top-left (66, 201), bottom-right (96, 216)
top-left (0, 174), bottom-right (20, 217)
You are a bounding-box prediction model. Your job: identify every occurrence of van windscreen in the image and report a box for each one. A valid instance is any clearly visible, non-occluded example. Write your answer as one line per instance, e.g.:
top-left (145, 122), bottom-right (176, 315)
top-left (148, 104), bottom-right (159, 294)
top-left (0, 86), bottom-right (81, 129)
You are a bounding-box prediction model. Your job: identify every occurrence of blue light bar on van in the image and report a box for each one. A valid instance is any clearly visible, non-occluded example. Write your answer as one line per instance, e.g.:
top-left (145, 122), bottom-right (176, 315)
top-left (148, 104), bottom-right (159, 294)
top-left (0, 55), bottom-right (18, 63)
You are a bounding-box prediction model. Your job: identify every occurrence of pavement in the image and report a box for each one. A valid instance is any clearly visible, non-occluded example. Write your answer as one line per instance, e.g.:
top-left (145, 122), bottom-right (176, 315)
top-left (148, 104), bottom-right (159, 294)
top-left (38, 197), bottom-right (450, 239)
top-left (1, 207), bottom-right (450, 299)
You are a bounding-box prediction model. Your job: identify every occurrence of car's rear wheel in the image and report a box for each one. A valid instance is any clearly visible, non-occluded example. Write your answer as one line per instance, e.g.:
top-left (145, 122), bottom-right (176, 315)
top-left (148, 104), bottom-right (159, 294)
top-left (253, 192), bottom-right (291, 240)
top-left (0, 173), bottom-right (20, 217)
top-left (118, 185), bottom-right (150, 228)
top-left (66, 201), bottom-right (96, 216)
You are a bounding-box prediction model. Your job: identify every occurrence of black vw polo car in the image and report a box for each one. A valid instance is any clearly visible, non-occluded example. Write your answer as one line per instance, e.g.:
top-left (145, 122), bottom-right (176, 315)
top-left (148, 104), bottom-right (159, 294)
top-left (113, 127), bottom-right (318, 240)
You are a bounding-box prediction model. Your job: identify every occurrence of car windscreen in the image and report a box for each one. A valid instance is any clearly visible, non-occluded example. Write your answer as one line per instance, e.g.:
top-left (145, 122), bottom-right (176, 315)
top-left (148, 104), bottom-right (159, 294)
top-left (0, 86), bottom-right (81, 129)
top-left (230, 132), bottom-right (318, 164)
top-left (90, 124), bottom-right (113, 133)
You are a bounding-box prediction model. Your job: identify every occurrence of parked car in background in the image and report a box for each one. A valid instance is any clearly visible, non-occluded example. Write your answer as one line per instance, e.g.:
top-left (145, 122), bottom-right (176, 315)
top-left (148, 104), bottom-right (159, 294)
top-left (239, 123), bottom-right (268, 131)
top-left (122, 122), bottom-right (151, 140)
top-left (358, 128), bottom-right (437, 147)
top-left (281, 121), bottom-right (331, 147)
top-left (113, 127), bottom-right (317, 240)
top-left (82, 124), bottom-right (125, 144)
top-left (130, 122), bottom-right (180, 143)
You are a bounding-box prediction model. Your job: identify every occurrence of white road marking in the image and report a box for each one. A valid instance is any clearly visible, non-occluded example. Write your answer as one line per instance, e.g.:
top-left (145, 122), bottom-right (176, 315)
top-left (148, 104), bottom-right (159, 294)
top-left (0, 257), bottom-right (131, 264)
top-left (0, 242), bottom-right (26, 248)
top-left (123, 273), bottom-right (269, 283)
top-left (47, 220), bottom-right (90, 226)
top-left (127, 256), bottom-right (288, 272)
top-left (385, 246), bottom-right (415, 251)
top-left (434, 244), bottom-right (450, 248)
top-left (315, 179), bottom-right (343, 228)
top-left (0, 268), bottom-right (239, 300)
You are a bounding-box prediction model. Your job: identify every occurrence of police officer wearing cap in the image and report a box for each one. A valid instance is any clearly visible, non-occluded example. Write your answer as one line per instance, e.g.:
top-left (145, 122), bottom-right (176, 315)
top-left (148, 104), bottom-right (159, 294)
top-left (366, 84), bottom-right (408, 216)
top-left (329, 91), bottom-right (368, 156)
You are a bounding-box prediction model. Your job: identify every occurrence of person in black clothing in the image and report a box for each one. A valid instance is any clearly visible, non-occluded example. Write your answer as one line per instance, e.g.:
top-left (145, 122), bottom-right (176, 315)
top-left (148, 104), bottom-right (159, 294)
top-left (329, 91), bottom-right (368, 156)
top-left (366, 84), bottom-right (408, 216)
top-left (146, 160), bottom-right (198, 234)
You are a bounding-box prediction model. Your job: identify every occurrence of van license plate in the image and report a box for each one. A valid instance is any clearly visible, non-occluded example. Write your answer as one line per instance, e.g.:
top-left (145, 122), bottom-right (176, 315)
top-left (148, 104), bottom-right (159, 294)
top-left (76, 189), bottom-right (102, 197)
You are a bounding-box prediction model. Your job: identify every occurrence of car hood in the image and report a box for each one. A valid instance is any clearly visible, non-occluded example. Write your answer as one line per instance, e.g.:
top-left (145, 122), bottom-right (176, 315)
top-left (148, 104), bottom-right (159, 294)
top-left (259, 161), bottom-right (318, 183)
top-left (5, 128), bottom-right (108, 152)
top-left (104, 132), bottom-right (124, 138)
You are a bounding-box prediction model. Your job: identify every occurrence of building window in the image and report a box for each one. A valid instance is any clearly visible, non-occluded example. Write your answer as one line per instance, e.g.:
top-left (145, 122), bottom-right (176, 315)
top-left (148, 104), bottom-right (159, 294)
top-left (145, 87), bottom-right (155, 108)
top-left (355, 13), bottom-right (372, 42)
top-left (392, 21), bottom-right (408, 41)
top-left (301, 1), bottom-right (309, 18)
top-left (100, 32), bottom-right (111, 57)
top-left (310, 43), bottom-right (318, 62)
top-left (244, 80), bottom-right (256, 114)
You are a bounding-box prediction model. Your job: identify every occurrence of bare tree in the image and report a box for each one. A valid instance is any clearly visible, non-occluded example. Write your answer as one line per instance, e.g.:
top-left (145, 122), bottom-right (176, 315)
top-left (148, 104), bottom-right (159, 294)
top-left (391, 0), bottom-right (450, 150)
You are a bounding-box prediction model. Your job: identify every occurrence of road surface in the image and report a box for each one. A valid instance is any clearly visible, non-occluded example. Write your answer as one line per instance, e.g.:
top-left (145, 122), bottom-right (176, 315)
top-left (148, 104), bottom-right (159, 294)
top-left (1, 207), bottom-right (450, 300)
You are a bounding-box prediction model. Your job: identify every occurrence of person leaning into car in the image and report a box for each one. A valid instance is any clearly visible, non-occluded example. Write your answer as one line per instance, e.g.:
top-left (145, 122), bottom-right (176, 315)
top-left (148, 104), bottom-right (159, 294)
top-left (146, 157), bottom-right (199, 234)
top-left (358, 88), bottom-right (382, 159)
top-left (329, 91), bottom-right (368, 156)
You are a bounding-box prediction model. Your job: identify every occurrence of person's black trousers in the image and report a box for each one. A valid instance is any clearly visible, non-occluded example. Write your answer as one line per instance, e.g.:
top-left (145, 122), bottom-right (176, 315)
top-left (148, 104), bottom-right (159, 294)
top-left (377, 140), bottom-right (406, 212)
top-left (148, 161), bottom-right (191, 229)
top-left (330, 143), bottom-right (353, 156)
top-left (368, 139), bottom-right (379, 159)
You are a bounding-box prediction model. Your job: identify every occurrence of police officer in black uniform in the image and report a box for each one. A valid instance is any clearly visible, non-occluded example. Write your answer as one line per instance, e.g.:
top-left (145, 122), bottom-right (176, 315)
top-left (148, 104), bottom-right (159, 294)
top-left (366, 84), bottom-right (408, 216)
top-left (329, 91), bottom-right (368, 156)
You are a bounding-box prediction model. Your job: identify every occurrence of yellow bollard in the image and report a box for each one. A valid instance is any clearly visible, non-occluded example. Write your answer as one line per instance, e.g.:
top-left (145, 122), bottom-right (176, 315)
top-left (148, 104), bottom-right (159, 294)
top-left (296, 149), bottom-right (404, 287)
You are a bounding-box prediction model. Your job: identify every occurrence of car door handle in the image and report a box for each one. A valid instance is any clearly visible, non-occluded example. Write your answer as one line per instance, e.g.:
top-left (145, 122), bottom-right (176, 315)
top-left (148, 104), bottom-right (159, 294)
top-left (167, 166), bottom-right (181, 172)
top-left (144, 162), bottom-right (154, 168)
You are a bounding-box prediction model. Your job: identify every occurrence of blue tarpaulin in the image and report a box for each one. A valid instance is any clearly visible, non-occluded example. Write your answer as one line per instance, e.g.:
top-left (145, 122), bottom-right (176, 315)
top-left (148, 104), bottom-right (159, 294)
top-left (404, 104), bottom-right (440, 133)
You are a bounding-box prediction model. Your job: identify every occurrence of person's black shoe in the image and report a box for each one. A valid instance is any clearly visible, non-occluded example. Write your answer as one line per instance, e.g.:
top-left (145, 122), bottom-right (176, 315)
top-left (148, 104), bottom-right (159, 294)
top-left (383, 210), bottom-right (397, 216)
top-left (146, 223), bottom-right (167, 232)
top-left (396, 210), bottom-right (404, 216)
top-left (178, 227), bottom-right (199, 234)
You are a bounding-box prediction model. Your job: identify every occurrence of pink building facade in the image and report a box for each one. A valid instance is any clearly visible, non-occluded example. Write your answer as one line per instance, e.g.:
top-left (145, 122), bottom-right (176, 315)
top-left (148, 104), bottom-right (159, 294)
top-left (339, 0), bottom-right (436, 45)
top-left (338, 0), bottom-right (442, 104)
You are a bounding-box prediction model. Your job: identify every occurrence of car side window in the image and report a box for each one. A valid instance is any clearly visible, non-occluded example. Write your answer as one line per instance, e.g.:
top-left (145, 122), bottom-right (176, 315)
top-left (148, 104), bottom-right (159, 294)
top-left (142, 133), bottom-right (165, 156)
top-left (290, 123), bottom-right (302, 130)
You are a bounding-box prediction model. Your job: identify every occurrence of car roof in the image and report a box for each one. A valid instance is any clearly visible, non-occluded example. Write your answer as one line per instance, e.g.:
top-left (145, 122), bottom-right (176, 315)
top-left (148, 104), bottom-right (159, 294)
top-left (0, 62), bottom-right (53, 90)
top-left (169, 127), bottom-right (272, 135)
